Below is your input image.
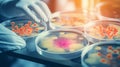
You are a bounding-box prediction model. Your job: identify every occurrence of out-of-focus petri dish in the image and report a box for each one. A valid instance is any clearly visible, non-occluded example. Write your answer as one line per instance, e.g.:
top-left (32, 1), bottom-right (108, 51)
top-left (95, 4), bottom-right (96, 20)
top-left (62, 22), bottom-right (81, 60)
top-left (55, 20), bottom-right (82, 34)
top-left (96, 2), bottom-right (120, 20)
top-left (84, 19), bottom-right (120, 43)
top-left (35, 29), bottom-right (89, 60)
top-left (81, 41), bottom-right (120, 67)
top-left (51, 10), bottom-right (91, 31)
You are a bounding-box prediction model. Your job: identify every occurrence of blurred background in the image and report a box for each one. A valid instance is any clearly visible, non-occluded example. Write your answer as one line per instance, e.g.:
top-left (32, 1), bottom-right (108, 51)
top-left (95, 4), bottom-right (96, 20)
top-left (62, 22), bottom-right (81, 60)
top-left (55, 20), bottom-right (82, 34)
top-left (1, 0), bottom-right (120, 67)
top-left (44, 0), bottom-right (117, 12)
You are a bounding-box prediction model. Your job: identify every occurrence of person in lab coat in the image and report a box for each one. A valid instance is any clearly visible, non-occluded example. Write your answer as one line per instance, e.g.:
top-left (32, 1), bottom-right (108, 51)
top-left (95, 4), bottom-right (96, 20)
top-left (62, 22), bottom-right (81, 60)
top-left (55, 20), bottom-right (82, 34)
top-left (0, 0), bottom-right (80, 53)
top-left (0, 0), bottom-right (80, 67)
top-left (0, 0), bottom-right (51, 53)
top-left (0, 0), bottom-right (51, 67)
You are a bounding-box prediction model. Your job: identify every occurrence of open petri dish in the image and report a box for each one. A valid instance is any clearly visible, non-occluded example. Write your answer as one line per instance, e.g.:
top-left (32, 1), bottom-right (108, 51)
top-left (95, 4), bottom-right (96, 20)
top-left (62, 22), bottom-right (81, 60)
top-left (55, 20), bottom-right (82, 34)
top-left (81, 41), bottom-right (120, 67)
top-left (2, 17), bottom-right (46, 40)
top-left (51, 10), bottom-right (91, 31)
top-left (35, 29), bottom-right (89, 60)
top-left (84, 19), bottom-right (120, 43)
top-left (96, 2), bottom-right (120, 20)
top-left (2, 17), bottom-right (47, 52)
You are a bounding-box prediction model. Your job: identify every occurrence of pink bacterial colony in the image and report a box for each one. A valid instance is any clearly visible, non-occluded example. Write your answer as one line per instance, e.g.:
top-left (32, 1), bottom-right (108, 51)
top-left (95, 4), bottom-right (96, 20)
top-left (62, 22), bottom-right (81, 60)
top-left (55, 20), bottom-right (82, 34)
top-left (53, 37), bottom-right (72, 49)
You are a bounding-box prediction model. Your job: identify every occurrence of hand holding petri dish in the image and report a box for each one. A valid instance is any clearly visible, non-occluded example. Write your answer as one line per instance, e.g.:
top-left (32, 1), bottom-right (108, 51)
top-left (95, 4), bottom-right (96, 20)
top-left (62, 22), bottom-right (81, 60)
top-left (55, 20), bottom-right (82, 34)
top-left (1, 17), bottom-right (47, 52)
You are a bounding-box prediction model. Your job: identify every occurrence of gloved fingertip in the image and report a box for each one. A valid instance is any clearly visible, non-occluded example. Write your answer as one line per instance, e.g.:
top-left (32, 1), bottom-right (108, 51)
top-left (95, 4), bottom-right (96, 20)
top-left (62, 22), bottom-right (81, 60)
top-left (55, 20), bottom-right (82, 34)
top-left (43, 17), bottom-right (49, 22)
top-left (34, 18), bottom-right (41, 23)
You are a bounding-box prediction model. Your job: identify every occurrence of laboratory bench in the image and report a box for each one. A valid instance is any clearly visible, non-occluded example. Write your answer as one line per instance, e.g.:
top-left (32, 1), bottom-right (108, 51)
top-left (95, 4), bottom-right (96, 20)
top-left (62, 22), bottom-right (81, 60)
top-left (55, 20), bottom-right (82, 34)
top-left (3, 39), bottom-right (82, 67)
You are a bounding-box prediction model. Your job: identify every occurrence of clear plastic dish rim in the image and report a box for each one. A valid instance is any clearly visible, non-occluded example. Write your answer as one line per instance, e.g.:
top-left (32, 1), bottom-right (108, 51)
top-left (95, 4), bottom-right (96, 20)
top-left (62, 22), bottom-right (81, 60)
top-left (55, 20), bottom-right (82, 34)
top-left (35, 29), bottom-right (89, 55)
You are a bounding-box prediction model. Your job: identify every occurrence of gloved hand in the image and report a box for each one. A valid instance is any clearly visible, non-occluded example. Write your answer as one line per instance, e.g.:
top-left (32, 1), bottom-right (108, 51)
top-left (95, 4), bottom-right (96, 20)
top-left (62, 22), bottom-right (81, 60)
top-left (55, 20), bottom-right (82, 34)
top-left (0, 0), bottom-right (51, 23)
top-left (0, 24), bottom-right (26, 53)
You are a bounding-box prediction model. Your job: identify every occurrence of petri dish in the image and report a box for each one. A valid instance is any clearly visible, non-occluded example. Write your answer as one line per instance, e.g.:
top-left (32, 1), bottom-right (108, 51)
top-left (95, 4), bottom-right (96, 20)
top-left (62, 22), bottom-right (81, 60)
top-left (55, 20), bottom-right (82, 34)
top-left (81, 41), bottom-right (120, 67)
top-left (35, 29), bottom-right (89, 60)
top-left (84, 19), bottom-right (120, 43)
top-left (51, 10), bottom-right (91, 31)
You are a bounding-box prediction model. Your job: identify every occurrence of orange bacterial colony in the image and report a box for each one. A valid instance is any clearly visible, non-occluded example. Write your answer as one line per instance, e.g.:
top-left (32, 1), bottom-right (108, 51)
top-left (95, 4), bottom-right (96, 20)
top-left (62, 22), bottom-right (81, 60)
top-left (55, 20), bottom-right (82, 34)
top-left (97, 46), bottom-right (120, 66)
top-left (93, 24), bottom-right (118, 39)
top-left (83, 44), bottom-right (120, 67)
top-left (11, 21), bottom-right (41, 37)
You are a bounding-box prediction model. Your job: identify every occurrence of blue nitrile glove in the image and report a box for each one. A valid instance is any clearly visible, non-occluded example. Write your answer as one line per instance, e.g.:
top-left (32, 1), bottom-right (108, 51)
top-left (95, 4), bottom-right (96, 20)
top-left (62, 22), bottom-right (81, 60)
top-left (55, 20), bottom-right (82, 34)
top-left (0, 0), bottom-right (51, 23)
top-left (0, 24), bottom-right (26, 53)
